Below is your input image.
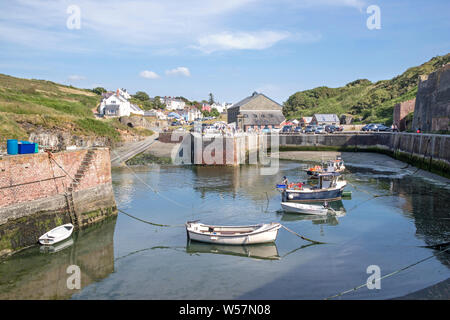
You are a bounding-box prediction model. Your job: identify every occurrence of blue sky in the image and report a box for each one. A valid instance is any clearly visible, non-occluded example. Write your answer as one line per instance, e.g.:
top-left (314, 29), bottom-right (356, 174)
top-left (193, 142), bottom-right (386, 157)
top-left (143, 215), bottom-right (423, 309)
top-left (0, 0), bottom-right (449, 104)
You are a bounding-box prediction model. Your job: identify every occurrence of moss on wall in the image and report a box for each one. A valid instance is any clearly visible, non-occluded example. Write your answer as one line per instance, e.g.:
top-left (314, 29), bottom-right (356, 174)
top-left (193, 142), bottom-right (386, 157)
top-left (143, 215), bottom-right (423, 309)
top-left (0, 204), bottom-right (117, 258)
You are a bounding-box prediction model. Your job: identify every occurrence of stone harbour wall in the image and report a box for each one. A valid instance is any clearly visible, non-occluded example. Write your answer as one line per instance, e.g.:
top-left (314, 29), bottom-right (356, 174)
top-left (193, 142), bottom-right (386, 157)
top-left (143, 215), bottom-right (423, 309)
top-left (412, 63), bottom-right (450, 133)
top-left (0, 148), bottom-right (117, 257)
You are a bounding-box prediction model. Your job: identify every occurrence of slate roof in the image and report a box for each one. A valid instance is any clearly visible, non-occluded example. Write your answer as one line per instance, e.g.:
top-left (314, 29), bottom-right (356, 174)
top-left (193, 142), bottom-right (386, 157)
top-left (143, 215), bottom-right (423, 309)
top-left (130, 104), bottom-right (143, 113)
top-left (229, 92), bottom-right (282, 111)
top-left (313, 114), bottom-right (339, 123)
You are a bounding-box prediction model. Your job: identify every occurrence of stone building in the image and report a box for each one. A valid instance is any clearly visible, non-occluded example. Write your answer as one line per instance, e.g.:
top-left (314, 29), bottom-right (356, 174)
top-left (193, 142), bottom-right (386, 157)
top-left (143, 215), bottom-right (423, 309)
top-left (393, 98), bottom-right (415, 131)
top-left (227, 92), bottom-right (285, 131)
top-left (412, 63), bottom-right (450, 132)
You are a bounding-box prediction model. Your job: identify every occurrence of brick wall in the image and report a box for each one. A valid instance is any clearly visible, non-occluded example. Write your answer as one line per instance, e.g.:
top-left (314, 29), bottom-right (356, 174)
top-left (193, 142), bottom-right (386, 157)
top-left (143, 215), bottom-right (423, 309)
top-left (0, 148), bottom-right (112, 209)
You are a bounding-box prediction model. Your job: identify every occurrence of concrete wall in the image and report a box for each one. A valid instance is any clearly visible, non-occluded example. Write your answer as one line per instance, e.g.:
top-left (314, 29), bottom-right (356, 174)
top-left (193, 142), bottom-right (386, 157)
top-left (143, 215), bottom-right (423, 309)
top-left (412, 63), bottom-right (450, 132)
top-left (279, 132), bottom-right (450, 177)
top-left (174, 132), bottom-right (449, 176)
top-left (393, 98), bottom-right (416, 131)
top-left (0, 148), bottom-right (117, 256)
top-left (158, 132), bottom-right (187, 143)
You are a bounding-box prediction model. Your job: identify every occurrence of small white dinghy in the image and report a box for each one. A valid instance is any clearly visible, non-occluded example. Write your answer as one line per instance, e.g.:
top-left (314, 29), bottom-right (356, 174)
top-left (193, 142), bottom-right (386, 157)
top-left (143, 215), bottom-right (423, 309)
top-left (186, 221), bottom-right (282, 245)
top-left (281, 202), bottom-right (329, 215)
top-left (39, 223), bottom-right (74, 245)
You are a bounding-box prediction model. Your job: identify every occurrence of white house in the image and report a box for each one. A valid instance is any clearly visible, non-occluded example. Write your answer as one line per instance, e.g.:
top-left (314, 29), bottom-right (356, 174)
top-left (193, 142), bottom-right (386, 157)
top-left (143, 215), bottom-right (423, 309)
top-left (161, 97), bottom-right (186, 110)
top-left (210, 102), bottom-right (233, 113)
top-left (99, 89), bottom-right (144, 117)
top-left (180, 107), bottom-right (203, 121)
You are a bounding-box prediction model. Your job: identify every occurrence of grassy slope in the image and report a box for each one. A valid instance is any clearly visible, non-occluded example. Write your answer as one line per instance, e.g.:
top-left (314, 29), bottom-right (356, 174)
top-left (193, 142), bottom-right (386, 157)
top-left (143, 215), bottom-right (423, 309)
top-left (0, 74), bottom-right (152, 144)
top-left (283, 53), bottom-right (450, 125)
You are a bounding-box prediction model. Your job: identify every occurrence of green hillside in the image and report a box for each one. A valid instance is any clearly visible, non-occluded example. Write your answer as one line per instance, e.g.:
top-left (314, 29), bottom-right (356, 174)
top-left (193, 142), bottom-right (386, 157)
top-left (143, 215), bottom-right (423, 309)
top-left (283, 53), bottom-right (450, 125)
top-left (0, 74), bottom-right (152, 144)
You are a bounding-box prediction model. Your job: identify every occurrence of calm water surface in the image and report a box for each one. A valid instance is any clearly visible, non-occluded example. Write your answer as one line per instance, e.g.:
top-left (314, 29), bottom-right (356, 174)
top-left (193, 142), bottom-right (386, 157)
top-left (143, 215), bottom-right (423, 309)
top-left (1, 158), bottom-right (449, 299)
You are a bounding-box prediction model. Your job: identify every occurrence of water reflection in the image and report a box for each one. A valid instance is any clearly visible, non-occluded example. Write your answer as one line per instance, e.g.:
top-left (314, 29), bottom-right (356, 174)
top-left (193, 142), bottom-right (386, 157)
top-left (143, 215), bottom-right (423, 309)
top-left (192, 165), bottom-right (289, 201)
top-left (0, 217), bottom-right (117, 300)
top-left (39, 238), bottom-right (74, 254)
top-left (186, 241), bottom-right (280, 260)
top-left (278, 200), bottom-right (346, 226)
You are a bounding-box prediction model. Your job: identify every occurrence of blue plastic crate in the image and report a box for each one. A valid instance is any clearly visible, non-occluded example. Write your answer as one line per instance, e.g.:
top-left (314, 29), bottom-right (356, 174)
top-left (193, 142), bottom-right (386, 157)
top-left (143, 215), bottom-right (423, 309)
top-left (18, 143), bottom-right (36, 154)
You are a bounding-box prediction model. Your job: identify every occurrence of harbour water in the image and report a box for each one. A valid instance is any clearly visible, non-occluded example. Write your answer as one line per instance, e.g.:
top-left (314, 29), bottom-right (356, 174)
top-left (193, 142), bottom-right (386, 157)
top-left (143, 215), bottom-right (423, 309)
top-left (0, 157), bottom-right (449, 299)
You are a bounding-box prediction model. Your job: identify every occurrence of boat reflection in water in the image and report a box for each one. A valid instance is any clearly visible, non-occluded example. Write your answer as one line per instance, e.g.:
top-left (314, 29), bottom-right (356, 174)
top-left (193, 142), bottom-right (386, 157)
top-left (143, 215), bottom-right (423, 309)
top-left (186, 241), bottom-right (281, 260)
top-left (39, 238), bottom-right (74, 254)
top-left (279, 200), bottom-right (346, 226)
top-left (0, 217), bottom-right (117, 300)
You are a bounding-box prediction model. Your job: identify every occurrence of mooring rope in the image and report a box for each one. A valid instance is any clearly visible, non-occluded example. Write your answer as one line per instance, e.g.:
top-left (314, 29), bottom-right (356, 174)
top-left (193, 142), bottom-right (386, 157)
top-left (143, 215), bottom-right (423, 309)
top-left (118, 208), bottom-right (184, 228)
top-left (46, 152), bottom-right (77, 183)
top-left (281, 225), bottom-right (326, 244)
top-left (325, 245), bottom-right (450, 300)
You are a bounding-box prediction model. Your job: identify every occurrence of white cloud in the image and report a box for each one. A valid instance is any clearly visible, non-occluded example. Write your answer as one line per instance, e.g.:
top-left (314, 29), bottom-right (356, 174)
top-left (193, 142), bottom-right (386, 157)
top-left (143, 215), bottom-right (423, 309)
top-left (0, 0), bottom-right (356, 54)
top-left (139, 70), bottom-right (160, 79)
top-left (68, 75), bottom-right (86, 81)
top-left (165, 67), bottom-right (191, 77)
top-left (195, 31), bottom-right (290, 53)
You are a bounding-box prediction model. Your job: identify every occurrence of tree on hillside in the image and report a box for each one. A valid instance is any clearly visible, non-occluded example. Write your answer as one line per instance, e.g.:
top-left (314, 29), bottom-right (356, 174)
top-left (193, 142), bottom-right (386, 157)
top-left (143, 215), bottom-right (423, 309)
top-left (153, 96), bottom-right (164, 109)
top-left (210, 108), bottom-right (220, 117)
top-left (133, 91), bottom-right (150, 101)
top-left (92, 87), bottom-right (107, 95)
top-left (175, 96), bottom-right (191, 105)
top-left (208, 93), bottom-right (215, 105)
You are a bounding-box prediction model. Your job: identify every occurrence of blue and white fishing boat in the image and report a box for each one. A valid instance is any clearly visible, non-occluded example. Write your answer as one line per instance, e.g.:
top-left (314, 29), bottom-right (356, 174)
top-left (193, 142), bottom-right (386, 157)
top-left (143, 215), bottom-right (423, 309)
top-left (277, 172), bottom-right (347, 202)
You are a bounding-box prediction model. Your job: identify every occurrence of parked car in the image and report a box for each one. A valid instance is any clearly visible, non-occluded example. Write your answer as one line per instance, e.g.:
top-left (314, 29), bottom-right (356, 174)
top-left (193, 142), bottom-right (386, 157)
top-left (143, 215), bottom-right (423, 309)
top-left (315, 126), bottom-right (325, 134)
top-left (375, 124), bottom-right (391, 132)
top-left (361, 123), bottom-right (376, 131)
top-left (271, 127), bottom-right (281, 133)
top-left (261, 126), bottom-right (271, 134)
top-left (282, 125), bottom-right (293, 133)
top-left (171, 121), bottom-right (181, 126)
top-left (371, 124), bottom-right (383, 131)
top-left (304, 125), bottom-right (316, 134)
top-left (294, 126), bottom-right (303, 133)
top-left (325, 125), bottom-right (336, 133)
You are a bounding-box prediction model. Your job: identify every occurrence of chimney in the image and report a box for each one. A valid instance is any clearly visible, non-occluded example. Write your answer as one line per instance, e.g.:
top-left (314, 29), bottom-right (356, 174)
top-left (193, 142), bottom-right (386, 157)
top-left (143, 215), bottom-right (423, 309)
top-left (116, 89), bottom-right (120, 97)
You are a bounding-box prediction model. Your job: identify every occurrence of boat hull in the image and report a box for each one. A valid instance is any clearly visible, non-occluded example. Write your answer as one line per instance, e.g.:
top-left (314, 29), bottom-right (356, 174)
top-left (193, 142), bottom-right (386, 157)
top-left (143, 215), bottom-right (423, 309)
top-left (282, 188), bottom-right (344, 202)
top-left (281, 202), bottom-right (328, 215)
top-left (186, 223), bottom-right (281, 245)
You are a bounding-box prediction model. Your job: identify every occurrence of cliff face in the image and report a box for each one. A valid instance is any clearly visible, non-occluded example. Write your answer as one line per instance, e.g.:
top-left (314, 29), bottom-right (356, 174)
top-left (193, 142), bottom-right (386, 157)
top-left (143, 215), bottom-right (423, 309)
top-left (29, 130), bottom-right (113, 151)
top-left (412, 63), bottom-right (450, 132)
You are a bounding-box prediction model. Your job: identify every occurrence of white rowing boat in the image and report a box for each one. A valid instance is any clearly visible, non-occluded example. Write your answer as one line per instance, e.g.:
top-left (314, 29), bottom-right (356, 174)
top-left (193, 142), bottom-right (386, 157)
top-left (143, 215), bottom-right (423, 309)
top-left (185, 221), bottom-right (282, 245)
top-left (39, 223), bottom-right (74, 245)
top-left (281, 202), bottom-right (329, 215)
